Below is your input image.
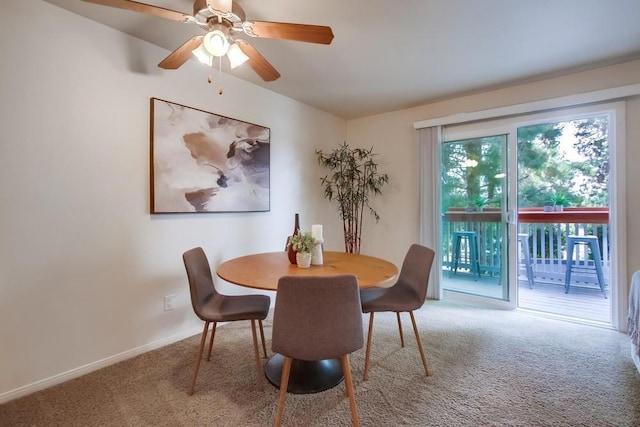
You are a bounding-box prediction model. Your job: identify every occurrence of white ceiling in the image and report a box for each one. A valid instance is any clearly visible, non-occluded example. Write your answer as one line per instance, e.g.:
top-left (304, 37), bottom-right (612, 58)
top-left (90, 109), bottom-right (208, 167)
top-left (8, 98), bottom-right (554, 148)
top-left (43, 0), bottom-right (640, 119)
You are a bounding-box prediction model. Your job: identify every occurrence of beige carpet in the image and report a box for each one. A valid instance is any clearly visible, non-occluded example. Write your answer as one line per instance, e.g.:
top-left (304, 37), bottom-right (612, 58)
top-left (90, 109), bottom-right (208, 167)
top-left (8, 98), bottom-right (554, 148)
top-left (2, 300), bottom-right (639, 426)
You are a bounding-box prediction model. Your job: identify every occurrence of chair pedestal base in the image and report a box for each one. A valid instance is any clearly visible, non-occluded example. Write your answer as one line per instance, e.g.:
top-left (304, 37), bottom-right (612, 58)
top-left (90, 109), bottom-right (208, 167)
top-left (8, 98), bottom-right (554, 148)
top-left (265, 353), bottom-right (344, 394)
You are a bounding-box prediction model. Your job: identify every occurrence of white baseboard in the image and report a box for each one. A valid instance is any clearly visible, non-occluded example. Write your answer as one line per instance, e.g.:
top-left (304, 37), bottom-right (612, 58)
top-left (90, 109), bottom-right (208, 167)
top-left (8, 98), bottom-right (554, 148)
top-left (0, 326), bottom-right (202, 404)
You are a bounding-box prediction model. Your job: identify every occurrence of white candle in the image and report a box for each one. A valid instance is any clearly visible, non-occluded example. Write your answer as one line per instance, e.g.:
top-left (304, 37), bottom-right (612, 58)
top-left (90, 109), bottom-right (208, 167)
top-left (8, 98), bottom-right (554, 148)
top-left (312, 224), bottom-right (323, 241)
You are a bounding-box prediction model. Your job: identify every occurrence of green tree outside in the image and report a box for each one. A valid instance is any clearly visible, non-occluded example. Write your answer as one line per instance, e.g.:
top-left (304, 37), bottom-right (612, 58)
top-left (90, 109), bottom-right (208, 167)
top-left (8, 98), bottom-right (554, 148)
top-left (441, 116), bottom-right (609, 211)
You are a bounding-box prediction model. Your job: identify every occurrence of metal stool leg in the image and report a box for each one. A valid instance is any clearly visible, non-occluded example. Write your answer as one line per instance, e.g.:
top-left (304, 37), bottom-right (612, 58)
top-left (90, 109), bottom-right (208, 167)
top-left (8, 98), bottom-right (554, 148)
top-left (565, 236), bottom-right (606, 298)
top-left (450, 231), bottom-right (480, 280)
top-left (450, 234), bottom-right (461, 277)
top-left (518, 234), bottom-right (534, 289)
top-left (588, 240), bottom-right (607, 299)
top-left (564, 239), bottom-right (576, 294)
top-left (469, 233), bottom-right (480, 281)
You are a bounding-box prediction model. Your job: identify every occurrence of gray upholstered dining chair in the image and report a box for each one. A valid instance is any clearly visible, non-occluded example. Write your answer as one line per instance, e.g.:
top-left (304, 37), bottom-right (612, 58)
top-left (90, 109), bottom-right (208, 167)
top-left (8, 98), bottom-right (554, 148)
top-left (359, 244), bottom-right (435, 380)
top-left (182, 247), bottom-right (271, 395)
top-left (272, 275), bottom-right (364, 427)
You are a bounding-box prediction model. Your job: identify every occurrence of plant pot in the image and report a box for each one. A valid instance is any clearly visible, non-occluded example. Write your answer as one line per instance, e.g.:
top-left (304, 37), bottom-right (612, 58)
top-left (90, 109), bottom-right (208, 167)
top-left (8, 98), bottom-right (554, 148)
top-left (296, 252), bottom-right (312, 268)
top-left (554, 205), bottom-right (564, 212)
top-left (543, 206), bottom-right (554, 212)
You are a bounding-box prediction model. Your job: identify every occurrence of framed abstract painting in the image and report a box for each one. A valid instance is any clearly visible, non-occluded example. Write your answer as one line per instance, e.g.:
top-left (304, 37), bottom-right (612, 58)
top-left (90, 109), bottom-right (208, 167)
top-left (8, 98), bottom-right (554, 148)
top-left (150, 98), bottom-right (270, 213)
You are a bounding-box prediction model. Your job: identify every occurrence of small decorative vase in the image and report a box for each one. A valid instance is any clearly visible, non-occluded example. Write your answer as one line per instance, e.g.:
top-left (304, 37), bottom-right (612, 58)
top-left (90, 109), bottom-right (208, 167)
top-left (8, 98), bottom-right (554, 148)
top-left (296, 252), bottom-right (312, 268)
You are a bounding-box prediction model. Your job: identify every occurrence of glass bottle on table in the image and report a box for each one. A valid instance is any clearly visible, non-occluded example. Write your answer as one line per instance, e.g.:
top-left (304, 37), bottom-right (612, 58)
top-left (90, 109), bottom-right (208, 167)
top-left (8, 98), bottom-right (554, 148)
top-left (287, 213), bottom-right (300, 264)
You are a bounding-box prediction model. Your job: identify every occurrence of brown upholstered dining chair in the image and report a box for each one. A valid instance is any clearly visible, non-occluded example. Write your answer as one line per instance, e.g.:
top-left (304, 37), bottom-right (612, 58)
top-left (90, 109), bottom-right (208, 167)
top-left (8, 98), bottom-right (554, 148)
top-left (182, 247), bottom-right (271, 395)
top-left (272, 275), bottom-right (364, 427)
top-left (359, 244), bottom-right (435, 380)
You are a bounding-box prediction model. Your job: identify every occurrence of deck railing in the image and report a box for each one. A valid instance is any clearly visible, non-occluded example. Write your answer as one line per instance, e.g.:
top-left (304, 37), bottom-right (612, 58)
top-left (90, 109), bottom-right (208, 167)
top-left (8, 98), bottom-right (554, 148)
top-left (442, 207), bottom-right (609, 286)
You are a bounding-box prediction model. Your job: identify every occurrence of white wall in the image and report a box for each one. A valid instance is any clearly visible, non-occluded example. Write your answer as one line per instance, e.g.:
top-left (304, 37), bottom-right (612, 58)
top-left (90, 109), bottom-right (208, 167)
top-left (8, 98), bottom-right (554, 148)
top-left (346, 60), bottom-right (640, 300)
top-left (0, 0), bottom-right (346, 400)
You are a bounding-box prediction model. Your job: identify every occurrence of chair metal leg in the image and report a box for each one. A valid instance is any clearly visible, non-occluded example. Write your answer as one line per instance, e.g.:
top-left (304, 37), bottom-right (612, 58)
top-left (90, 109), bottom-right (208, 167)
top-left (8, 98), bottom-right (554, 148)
top-left (189, 321), bottom-right (210, 395)
top-left (275, 356), bottom-right (292, 427)
top-left (363, 312), bottom-right (375, 381)
top-left (250, 319), bottom-right (263, 384)
top-left (409, 311), bottom-right (429, 376)
top-left (259, 319), bottom-right (268, 358)
top-left (396, 312), bottom-right (405, 347)
top-left (341, 355), bottom-right (359, 427)
top-left (207, 322), bottom-right (217, 361)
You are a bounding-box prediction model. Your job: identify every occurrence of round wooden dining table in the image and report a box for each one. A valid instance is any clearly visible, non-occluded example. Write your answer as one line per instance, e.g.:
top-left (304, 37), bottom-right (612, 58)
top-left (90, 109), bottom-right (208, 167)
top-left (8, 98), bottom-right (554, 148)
top-left (216, 250), bottom-right (398, 393)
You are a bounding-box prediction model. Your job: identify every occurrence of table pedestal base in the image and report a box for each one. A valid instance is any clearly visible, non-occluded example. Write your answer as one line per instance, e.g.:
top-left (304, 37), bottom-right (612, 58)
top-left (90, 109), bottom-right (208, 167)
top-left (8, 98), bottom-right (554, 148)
top-left (265, 353), bottom-right (344, 394)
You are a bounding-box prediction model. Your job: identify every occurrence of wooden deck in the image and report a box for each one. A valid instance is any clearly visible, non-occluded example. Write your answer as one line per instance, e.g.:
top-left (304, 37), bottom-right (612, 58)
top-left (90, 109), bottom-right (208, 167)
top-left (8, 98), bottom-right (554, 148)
top-left (518, 279), bottom-right (610, 324)
top-left (442, 269), bottom-right (611, 324)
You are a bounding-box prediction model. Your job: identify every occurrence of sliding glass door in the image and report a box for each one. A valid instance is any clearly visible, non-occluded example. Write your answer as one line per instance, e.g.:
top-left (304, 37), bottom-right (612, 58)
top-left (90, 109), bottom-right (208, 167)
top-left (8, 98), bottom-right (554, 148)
top-left (440, 134), bottom-right (510, 301)
top-left (432, 102), bottom-right (622, 325)
top-left (516, 116), bottom-right (612, 323)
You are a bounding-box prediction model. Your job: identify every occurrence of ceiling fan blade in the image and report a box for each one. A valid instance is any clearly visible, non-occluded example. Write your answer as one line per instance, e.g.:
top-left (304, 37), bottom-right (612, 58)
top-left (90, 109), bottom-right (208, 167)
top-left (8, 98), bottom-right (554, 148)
top-left (243, 21), bottom-right (334, 45)
top-left (158, 37), bottom-right (203, 69)
top-left (236, 40), bottom-right (281, 82)
top-left (81, 0), bottom-right (191, 22)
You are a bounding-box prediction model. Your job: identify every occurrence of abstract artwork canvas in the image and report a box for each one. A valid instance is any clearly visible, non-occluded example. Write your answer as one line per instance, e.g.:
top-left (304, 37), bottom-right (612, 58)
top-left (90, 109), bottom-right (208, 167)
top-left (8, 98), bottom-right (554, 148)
top-left (150, 98), bottom-right (270, 213)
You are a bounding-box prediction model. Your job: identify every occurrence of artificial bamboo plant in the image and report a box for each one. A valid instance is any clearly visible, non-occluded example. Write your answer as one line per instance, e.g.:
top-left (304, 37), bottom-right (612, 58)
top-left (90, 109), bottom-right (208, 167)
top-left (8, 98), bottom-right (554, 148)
top-left (316, 142), bottom-right (389, 254)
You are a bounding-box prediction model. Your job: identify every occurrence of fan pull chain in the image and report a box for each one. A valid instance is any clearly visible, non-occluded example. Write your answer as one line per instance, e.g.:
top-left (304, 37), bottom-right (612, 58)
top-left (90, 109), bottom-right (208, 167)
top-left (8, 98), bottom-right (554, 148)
top-left (205, 56), bottom-right (224, 95)
top-left (217, 55), bottom-right (223, 95)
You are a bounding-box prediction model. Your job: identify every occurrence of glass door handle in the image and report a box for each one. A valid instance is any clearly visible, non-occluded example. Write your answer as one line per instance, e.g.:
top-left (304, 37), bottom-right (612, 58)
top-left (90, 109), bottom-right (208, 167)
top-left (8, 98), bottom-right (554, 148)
top-left (504, 210), bottom-right (516, 225)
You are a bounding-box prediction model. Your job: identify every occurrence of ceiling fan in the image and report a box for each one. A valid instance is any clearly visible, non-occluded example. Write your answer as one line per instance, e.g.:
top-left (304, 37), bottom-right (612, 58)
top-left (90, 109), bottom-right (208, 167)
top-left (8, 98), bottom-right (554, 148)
top-left (81, 0), bottom-right (335, 81)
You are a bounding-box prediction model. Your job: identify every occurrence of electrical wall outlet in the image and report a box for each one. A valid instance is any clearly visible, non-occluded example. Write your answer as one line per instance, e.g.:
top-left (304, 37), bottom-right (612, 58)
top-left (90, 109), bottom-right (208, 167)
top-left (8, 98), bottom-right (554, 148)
top-left (164, 294), bottom-right (176, 311)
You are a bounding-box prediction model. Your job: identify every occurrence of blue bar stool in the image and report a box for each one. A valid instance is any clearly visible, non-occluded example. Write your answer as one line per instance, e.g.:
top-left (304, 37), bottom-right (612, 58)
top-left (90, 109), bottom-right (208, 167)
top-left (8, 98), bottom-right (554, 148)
top-left (518, 233), bottom-right (534, 289)
top-left (450, 231), bottom-right (481, 280)
top-left (564, 235), bottom-right (607, 298)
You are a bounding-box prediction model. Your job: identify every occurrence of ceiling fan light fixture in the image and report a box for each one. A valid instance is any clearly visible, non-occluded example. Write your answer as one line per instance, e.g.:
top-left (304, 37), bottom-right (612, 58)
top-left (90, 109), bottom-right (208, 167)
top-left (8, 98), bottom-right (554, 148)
top-left (192, 43), bottom-right (213, 66)
top-left (227, 43), bottom-right (249, 69)
top-left (203, 30), bottom-right (229, 57)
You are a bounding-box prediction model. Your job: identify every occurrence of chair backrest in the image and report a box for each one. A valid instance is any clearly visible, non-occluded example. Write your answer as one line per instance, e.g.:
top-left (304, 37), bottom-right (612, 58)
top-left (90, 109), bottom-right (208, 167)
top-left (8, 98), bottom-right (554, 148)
top-left (397, 244), bottom-right (436, 306)
top-left (182, 247), bottom-right (218, 321)
top-left (272, 275), bottom-right (364, 361)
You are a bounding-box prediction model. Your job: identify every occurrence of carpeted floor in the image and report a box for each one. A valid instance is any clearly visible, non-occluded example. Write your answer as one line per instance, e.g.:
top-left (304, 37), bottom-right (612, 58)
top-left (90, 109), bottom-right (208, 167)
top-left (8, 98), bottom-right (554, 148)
top-left (2, 300), bottom-right (639, 426)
